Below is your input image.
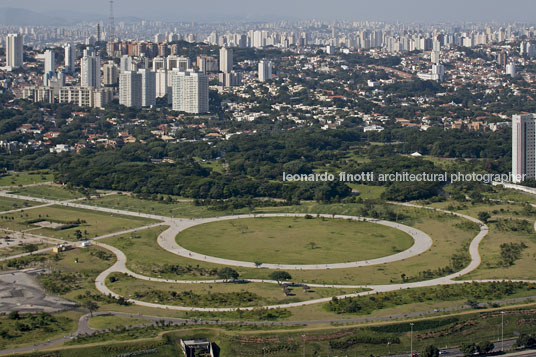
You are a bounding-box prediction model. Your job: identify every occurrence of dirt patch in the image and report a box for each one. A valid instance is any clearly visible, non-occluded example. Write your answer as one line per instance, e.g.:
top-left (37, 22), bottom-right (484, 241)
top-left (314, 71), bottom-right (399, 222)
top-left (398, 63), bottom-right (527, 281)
top-left (32, 221), bottom-right (66, 229)
top-left (0, 269), bottom-right (78, 314)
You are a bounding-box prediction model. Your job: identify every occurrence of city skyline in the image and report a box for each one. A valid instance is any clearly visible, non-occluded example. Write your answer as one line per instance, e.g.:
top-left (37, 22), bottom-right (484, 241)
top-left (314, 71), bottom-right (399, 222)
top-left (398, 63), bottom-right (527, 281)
top-left (2, 0), bottom-right (536, 23)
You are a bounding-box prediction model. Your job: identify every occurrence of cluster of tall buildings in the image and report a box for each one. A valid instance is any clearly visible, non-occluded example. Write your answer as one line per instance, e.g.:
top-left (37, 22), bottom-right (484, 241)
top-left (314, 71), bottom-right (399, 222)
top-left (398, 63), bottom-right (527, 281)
top-left (520, 41), bottom-right (536, 58)
top-left (417, 50), bottom-right (445, 82)
top-left (205, 30), bottom-right (310, 49)
top-left (118, 53), bottom-right (209, 113)
top-left (21, 43), bottom-right (111, 108)
top-left (200, 26), bottom-right (529, 55)
top-left (218, 47), bottom-right (241, 88)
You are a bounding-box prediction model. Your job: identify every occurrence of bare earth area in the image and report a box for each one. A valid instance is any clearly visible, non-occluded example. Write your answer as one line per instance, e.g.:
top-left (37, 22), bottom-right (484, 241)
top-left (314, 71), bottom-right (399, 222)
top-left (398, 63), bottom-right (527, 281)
top-left (0, 269), bottom-right (79, 314)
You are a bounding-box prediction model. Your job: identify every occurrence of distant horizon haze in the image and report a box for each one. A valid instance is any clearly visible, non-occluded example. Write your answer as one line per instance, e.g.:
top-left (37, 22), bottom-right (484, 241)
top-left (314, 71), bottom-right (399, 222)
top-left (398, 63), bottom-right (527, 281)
top-left (2, 0), bottom-right (536, 23)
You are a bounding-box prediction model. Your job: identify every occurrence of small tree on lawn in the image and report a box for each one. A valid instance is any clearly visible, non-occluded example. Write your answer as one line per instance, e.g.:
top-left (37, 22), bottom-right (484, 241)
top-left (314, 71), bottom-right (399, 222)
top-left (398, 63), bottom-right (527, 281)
top-left (478, 211), bottom-right (491, 223)
top-left (269, 271), bottom-right (292, 284)
top-left (83, 300), bottom-right (99, 317)
top-left (217, 267), bottom-right (239, 282)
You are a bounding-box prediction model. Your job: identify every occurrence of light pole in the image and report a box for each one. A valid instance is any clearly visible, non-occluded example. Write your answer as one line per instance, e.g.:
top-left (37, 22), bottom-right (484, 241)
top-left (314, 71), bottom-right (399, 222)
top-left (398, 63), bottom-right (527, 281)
top-left (388, 340), bottom-right (391, 355)
top-left (302, 334), bottom-right (306, 357)
top-left (410, 323), bottom-right (414, 355)
top-left (501, 311), bottom-right (505, 352)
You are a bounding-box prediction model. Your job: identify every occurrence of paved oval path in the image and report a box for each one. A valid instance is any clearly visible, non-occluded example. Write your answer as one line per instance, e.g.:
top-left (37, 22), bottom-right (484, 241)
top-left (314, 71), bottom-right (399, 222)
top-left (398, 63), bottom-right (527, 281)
top-left (157, 213), bottom-right (433, 270)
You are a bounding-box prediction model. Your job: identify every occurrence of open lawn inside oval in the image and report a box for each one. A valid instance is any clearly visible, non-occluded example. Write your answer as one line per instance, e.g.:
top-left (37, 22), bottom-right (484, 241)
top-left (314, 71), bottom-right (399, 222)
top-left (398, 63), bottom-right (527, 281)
top-left (176, 217), bottom-right (414, 265)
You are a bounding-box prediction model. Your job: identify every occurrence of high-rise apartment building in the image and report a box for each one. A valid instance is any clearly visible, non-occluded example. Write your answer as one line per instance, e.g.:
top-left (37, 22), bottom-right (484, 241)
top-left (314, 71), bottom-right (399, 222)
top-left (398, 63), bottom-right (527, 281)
top-left (81, 49), bottom-right (101, 88)
top-left (197, 56), bottom-right (218, 74)
top-left (258, 60), bottom-right (273, 82)
top-left (219, 47), bottom-right (233, 73)
top-left (155, 69), bottom-right (169, 99)
top-left (120, 55), bottom-right (132, 73)
top-left (64, 43), bottom-right (75, 73)
top-left (102, 61), bottom-right (119, 86)
top-left (119, 71), bottom-right (142, 108)
top-left (6, 33), bottom-right (23, 70)
top-left (167, 56), bottom-right (191, 72)
top-left (171, 70), bottom-right (209, 114)
top-left (153, 57), bottom-right (166, 71)
top-left (44, 49), bottom-right (55, 74)
top-left (512, 114), bottom-right (536, 183)
top-left (138, 69), bottom-right (156, 107)
top-left (219, 71), bottom-right (242, 87)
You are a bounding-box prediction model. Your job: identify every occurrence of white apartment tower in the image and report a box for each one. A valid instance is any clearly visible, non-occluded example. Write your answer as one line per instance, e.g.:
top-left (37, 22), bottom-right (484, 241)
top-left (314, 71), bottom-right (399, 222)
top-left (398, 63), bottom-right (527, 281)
top-left (167, 56), bottom-right (190, 72)
top-left (155, 69), bottom-right (169, 99)
top-left (102, 61), bottom-right (119, 86)
top-left (152, 57), bottom-right (166, 71)
top-left (64, 43), bottom-right (75, 73)
top-left (258, 60), bottom-right (273, 82)
top-left (506, 62), bottom-right (517, 78)
top-left (512, 114), bottom-right (536, 183)
top-left (171, 70), bottom-right (209, 114)
top-left (119, 71), bottom-right (142, 108)
top-left (138, 69), bottom-right (156, 107)
top-left (219, 47), bottom-right (233, 73)
top-left (6, 33), bottom-right (23, 70)
top-left (44, 49), bottom-right (55, 74)
top-left (81, 49), bottom-right (101, 88)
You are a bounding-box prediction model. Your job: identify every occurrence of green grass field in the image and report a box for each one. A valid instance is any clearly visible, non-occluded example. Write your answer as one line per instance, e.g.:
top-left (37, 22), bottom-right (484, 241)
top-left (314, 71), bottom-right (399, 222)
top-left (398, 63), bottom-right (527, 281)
top-left (484, 186), bottom-right (536, 205)
top-left (0, 311), bottom-right (79, 350)
top-left (101, 203), bottom-right (477, 286)
top-left (0, 205), bottom-right (156, 241)
top-left (424, 199), bottom-right (536, 281)
top-left (0, 241), bottom-right (54, 258)
top-left (9, 185), bottom-right (83, 201)
top-left (0, 196), bottom-right (38, 212)
top-left (0, 171), bottom-right (53, 186)
top-left (14, 307), bottom-right (536, 357)
top-left (462, 229), bottom-right (536, 281)
top-left (177, 216), bottom-right (413, 264)
top-left (84, 193), bottom-right (243, 218)
top-left (106, 273), bottom-right (359, 308)
top-left (21, 337), bottom-right (183, 356)
top-left (252, 203), bottom-right (478, 285)
top-left (347, 183), bottom-right (386, 199)
top-left (88, 315), bottom-right (151, 329)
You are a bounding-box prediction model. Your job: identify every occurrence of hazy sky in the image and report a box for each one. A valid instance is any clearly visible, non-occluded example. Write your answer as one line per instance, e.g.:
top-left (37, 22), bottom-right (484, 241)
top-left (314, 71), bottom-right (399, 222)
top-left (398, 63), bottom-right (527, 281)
top-left (3, 0), bottom-right (536, 23)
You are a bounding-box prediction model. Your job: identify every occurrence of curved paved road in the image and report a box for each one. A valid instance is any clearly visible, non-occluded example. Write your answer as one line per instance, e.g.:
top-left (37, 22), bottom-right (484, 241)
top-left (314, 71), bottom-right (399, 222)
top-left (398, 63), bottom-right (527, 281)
top-left (2, 190), bottom-right (536, 313)
top-left (91, 207), bottom-right (488, 312)
top-left (93, 202), bottom-right (536, 312)
top-left (157, 213), bottom-right (433, 270)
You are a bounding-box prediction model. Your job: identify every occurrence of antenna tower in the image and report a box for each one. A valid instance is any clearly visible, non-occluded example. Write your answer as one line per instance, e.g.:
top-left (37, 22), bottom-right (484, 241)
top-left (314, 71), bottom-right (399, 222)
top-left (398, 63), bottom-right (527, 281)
top-left (109, 0), bottom-right (115, 42)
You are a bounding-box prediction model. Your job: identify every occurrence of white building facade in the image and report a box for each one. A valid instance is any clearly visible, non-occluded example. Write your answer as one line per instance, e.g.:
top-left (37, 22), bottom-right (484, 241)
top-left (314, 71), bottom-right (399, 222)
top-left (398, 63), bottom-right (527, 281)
top-left (6, 33), bottom-right (23, 70)
top-left (512, 114), bottom-right (536, 183)
top-left (171, 70), bottom-right (209, 114)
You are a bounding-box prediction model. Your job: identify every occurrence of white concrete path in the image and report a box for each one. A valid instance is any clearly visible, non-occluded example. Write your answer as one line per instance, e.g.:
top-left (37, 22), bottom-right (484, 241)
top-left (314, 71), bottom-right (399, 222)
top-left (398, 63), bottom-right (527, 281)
top-left (157, 213), bottom-right (433, 270)
top-left (2, 190), bottom-right (536, 312)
